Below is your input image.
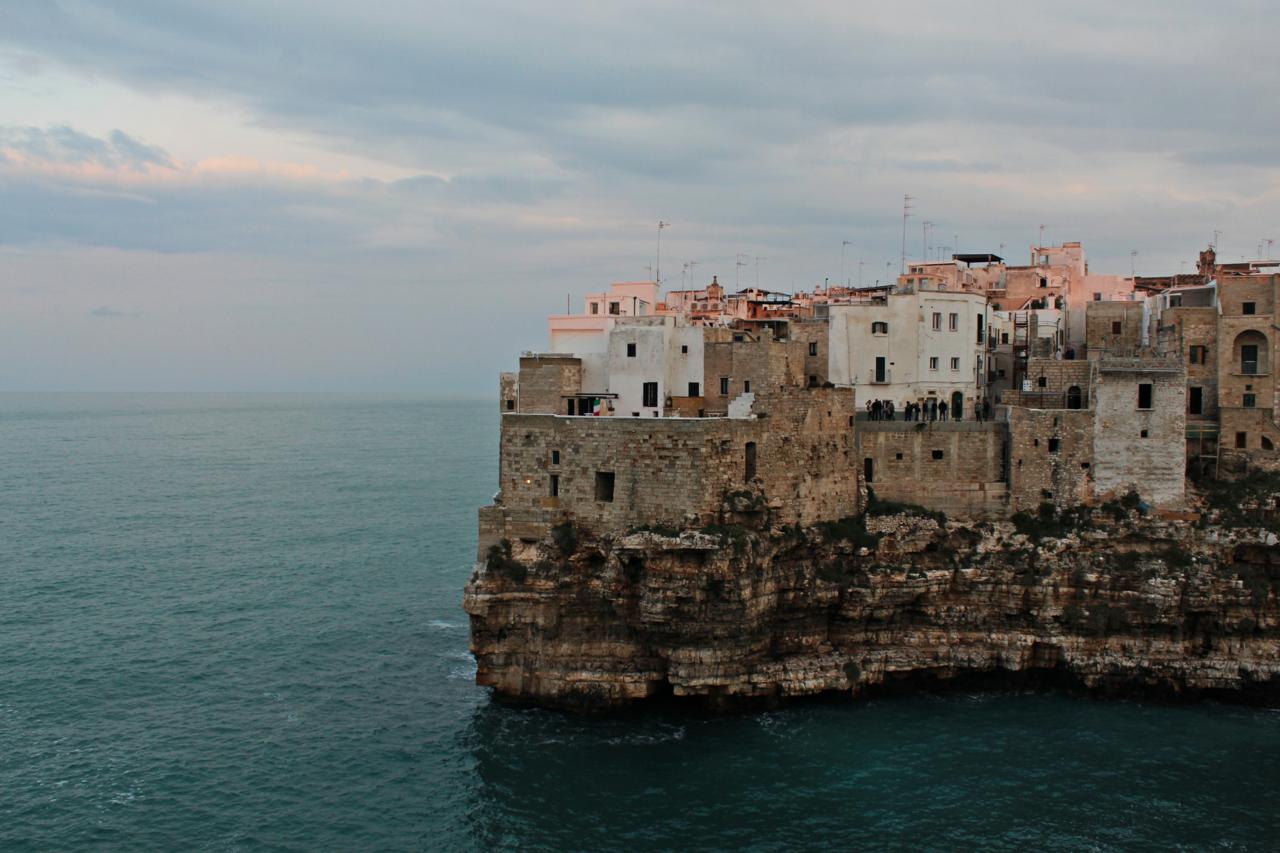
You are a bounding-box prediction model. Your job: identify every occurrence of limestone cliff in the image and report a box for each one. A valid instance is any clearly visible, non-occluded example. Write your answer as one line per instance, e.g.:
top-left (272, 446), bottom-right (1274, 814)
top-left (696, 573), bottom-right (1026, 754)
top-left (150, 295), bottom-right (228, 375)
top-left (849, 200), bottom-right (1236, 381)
top-left (464, 496), bottom-right (1280, 711)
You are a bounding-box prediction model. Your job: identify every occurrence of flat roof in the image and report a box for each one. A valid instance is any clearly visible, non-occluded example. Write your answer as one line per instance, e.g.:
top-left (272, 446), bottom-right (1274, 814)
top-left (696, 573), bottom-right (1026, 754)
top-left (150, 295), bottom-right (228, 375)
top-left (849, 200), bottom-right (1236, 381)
top-left (953, 253), bottom-right (1004, 264)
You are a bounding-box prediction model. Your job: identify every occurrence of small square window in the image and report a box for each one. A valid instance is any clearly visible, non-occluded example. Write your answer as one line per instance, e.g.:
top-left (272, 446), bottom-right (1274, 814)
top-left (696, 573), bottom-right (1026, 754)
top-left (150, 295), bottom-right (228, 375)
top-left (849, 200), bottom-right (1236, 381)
top-left (733, 334), bottom-right (744, 342)
top-left (681, 345), bottom-right (688, 354)
top-left (1244, 393), bottom-right (1257, 408)
top-left (627, 342), bottom-right (637, 357)
top-left (950, 357), bottom-right (960, 371)
top-left (1140, 429), bottom-right (1149, 438)
top-left (895, 452), bottom-right (903, 460)
top-left (609, 302), bottom-right (620, 315)
top-left (1243, 302), bottom-right (1256, 315)
top-left (932, 313), bottom-right (942, 330)
top-left (1111, 321), bottom-right (1122, 335)
top-left (505, 399), bottom-right (515, 411)
top-left (551, 450), bottom-right (560, 465)
top-left (1048, 438), bottom-right (1060, 453)
top-left (720, 377), bottom-right (729, 395)
top-left (590, 303), bottom-right (599, 315)
top-left (743, 380), bottom-right (751, 393)
top-left (809, 342), bottom-right (818, 357)
top-left (931, 449), bottom-right (944, 460)
top-left (929, 357), bottom-right (939, 370)
top-left (1037, 376), bottom-right (1047, 388)
top-left (1236, 431), bottom-right (1248, 449)
top-left (594, 471), bottom-right (615, 501)
top-left (949, 313), bottom-right (958, 331)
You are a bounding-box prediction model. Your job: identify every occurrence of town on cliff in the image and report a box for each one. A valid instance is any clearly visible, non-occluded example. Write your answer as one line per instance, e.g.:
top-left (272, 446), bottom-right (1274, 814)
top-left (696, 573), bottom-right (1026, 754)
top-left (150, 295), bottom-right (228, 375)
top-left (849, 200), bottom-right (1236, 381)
top-left (467, 239), bottom-right (1280, 710)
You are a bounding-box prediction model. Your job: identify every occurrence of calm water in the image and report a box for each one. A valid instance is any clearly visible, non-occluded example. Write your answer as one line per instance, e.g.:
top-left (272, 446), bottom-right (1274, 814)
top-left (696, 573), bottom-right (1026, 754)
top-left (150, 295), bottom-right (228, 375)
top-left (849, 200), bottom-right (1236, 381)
top-left (2, 393), bottom-right (1278, 851)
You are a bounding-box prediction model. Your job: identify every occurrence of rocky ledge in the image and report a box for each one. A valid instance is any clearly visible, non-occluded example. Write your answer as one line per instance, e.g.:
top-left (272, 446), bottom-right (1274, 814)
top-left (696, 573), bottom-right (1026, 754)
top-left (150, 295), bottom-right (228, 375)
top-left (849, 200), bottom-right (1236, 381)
top-left (464, 485), bottom-right (1280, 711)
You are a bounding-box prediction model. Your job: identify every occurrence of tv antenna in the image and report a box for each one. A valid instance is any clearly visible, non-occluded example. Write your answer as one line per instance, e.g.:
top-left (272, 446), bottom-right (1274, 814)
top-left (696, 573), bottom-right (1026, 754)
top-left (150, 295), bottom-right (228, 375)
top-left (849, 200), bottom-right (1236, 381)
top-left (899, 194), bottom-right (914, 274)
top-left (735, 254), bottom-right (748, 288)
top-left (1130, 249), bottom-right (1138, 277)
top-left (841, 241), bottom-right (852, 287)
top-left (655, 221), bottom-right (670, 286)
top-left (921, 221), bottom-right (933, 263)
top-left (754, 257), bottom-right (767, 289)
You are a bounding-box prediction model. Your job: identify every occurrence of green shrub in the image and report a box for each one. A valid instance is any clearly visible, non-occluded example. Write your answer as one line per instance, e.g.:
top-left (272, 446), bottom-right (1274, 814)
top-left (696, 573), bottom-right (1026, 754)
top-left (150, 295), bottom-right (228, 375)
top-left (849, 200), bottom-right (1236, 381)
top-left (865, 488), bottom-right (947, 526)
top-left (815, 516), bottom-right (880, 550)
top-left (485, 539), bottom-right (527, 582)
top-left (550, 521), bottom-right (578, 556)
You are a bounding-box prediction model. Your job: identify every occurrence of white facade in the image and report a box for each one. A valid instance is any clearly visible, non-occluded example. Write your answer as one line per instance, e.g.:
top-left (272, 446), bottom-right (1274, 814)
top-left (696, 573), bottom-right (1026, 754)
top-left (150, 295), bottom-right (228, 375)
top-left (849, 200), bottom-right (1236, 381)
top-left (603, 317), bottom-right (704, 417)
top-left (828, 287), bottom-right (990, 415)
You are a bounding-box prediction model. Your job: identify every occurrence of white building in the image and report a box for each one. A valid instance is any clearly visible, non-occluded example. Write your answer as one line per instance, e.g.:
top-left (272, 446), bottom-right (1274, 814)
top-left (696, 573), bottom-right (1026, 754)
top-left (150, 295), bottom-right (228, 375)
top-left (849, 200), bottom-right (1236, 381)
top-left (828, 285), bottom-right (990, 417)
top-left (603, 317), bottom-right (704, 417)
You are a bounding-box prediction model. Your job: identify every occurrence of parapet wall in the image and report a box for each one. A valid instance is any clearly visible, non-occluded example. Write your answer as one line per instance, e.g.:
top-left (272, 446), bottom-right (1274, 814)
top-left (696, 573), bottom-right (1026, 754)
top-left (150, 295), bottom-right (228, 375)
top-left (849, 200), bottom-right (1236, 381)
top-left (856, 420), bottom-right (1008, 519)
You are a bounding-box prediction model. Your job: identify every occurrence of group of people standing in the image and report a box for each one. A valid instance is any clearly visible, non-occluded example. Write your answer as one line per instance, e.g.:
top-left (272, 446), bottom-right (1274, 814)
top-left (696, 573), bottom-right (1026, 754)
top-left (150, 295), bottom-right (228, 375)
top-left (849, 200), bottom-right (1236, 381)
top-left (864, 397), bottom-right (993, 422)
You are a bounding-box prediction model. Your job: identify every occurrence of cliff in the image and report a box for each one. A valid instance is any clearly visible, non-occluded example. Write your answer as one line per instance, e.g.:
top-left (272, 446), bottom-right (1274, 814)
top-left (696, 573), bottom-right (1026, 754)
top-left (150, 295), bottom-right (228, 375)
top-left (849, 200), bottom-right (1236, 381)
top-left (463, 489), bottom-right (1280, 711)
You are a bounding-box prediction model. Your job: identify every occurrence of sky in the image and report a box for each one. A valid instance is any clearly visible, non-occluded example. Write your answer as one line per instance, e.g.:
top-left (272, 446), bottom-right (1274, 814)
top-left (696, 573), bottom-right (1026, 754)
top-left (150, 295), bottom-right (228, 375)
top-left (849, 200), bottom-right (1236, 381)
top-left (2, 1), bottom-right (1278, 393)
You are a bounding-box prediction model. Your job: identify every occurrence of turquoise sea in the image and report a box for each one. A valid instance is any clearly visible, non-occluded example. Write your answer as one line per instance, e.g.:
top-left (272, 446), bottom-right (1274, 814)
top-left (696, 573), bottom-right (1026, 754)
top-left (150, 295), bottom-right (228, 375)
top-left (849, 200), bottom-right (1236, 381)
top-left (2, 393), bottom-right (1279, 851)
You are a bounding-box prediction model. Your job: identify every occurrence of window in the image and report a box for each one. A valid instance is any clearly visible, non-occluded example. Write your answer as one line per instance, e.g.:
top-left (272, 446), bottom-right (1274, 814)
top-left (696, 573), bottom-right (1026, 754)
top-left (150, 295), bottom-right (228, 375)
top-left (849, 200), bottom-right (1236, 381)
top-left (808, 375), bottom-right (818, 387)
top-left (688, 382), bottom-right (700, 397)
top-left (1093, 292), bottom-right (1102, 302)
top-left (1264, 437), bottom-right (1275, 451)
top-left (977, 315), bottom-right (984, 344)
top-left (950, 357), bottom-right (960, 371)
top-left (505, 399), bottom-right (515, 411)
top-left (1001, 332), bottom-right (1009, 345)
top-left (1241, 344), bottom-right (1260, 375)
top-left (1037, 376), bottom-right (1047, 388)
top-left (1137, 383), bottom-right (1153, 409)
top-left (895, 452), bottom-right (903, 460)
top-left (1243, 302), bottom-right (1256, 315)
top-left (931, 449), bottom-right (944, 460)
top-left (1140, 429), bottom-right (1149, 438)
top-left (1039, 277), bottom-right (1048, 288)
top-left (733, 334), bottom-right (744, 342)
top-left (745, 442), bottom-right (758, 481)
top-left (1048, 438), bottom-right (1060, 453)
top-left (590, 303), bottom-right (599, 315)
top-left (681, 345), bottom-right (688, 354)
top-left (743, 380), bottom-right (751, 393)
top-left (1189, 387), bottom-right (1202, 415)
top-left (1189, 345), bottom-right (1206, 365)
top-left (594, 471), bottom-right (615, 501)
top-left (549, 474), bottom-right (559, 497)
top-left (720, 377), bottom-right (730, 395)
top-left (871, 321), bottom-right (889, 335)
top-left (1067, 386), bottom-right (1083, 409)
top-left (609, 301), bottom-right (620, 315)
top-left (551, 449), bottom-right (560, 465)
top-left (1244, 393), bottom-right (1257, 408)
top-left (929, 357), bottom-right (939, 370)
top-left (1111, 321), bottom-right (1122, 335)
top-left (809, 342), bottom-right (818, 356)
top-left (626, 342), bottom-right (637, 357)
top-left (863, 458), bottom-right (874, 483)
top-left (1236, 432), bottom-right (1248, 449)
top-left (874, 357), bottom-right (887, 383)
top-left (932, 313), bottom-right (942, 330)
top-left (949, 313), bottom-right (958, 331)
top-left (642, 382), bottom-right (658, 408)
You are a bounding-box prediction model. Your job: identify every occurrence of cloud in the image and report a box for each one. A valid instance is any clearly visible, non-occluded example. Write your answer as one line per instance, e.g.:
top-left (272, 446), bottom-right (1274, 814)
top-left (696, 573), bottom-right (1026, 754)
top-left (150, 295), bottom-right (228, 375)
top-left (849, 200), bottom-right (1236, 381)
top-left (89, 305), bottom-right (141, 317)
top-left (0, 124), bottom-right (177, 172)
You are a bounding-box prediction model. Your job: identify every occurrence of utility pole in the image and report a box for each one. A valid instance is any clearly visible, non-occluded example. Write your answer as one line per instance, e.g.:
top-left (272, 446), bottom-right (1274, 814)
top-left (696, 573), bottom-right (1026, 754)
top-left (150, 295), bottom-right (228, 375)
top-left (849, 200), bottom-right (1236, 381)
top-left (841, 240), bottom-right (852, 287)
top-left (900, 194), bottom-right (914, 274)
top-left (754, 257), bottom-right (767, 289)
top-left (655, 221), bottom-right (670, 286)
top-left (735, 254), bottom-right (748, 288)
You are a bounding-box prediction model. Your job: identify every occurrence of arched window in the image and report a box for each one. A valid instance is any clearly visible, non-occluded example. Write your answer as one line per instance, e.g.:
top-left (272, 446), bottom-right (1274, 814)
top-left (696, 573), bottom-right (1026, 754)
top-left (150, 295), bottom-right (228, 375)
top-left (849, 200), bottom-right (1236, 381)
top-left (1264, 437), bottom-right (1275, 452)
top-left (1067, 386), bottom-right (1083, 409)
top-left (1234, 330), bottom-right (1268, 376)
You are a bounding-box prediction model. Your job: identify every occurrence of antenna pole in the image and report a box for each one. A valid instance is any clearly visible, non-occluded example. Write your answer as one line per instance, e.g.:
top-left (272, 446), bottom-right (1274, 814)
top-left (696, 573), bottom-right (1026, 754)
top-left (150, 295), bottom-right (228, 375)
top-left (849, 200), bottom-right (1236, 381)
top-left (921, 221), bottom-right (932, 264)
top-left (899, 194), bottom-right (913, 274)
top-left (735, 253), bottom-right (748, 289)
top-left (656, 221), bottom-right (670, 286)
top-left (841, 240), bottom-right (852, 287)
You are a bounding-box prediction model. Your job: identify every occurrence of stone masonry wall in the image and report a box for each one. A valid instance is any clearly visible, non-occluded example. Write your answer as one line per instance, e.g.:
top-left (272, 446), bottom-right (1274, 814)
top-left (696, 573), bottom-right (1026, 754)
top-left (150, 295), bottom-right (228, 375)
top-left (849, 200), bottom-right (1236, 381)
top-left (1002, 358), bottom-right (1092, 408)
top-left (856, 421), bottom-right (1008, 518)
top-left (1008, 407), bottom-right (1095, 511)
top-left (517, 356), bottom-right (582, 414)
top-left (1092, 365), bottom-right (1186, 506)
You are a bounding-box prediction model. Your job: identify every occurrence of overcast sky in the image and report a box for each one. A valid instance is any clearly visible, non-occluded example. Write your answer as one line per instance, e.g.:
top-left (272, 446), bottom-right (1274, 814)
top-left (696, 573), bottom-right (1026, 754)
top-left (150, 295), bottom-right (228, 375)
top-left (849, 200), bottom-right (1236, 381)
top-left (2, 1), bottom-right (1278, 392)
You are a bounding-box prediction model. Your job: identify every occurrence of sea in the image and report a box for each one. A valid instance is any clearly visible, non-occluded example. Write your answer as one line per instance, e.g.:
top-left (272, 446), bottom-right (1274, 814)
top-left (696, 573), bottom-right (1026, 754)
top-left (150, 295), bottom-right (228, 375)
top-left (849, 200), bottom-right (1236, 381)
top-left (2, 392), bottom-right (1279, 851)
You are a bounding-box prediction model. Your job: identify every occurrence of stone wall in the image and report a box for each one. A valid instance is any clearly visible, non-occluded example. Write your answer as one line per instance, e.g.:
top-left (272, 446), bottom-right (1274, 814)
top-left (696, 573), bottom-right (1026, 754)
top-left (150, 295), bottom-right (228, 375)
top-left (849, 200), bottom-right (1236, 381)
top-left (1008, 408), bottom-right (1095, 511)
top-left (702, 336), bottom-right (807, 416)
top-left (856, 421), bottom-right (1008, 518)
top-left (1091, 362), bottom-right (1186, 506)
top-left (516, 355), bottom-right (582, 414)
top-left (1163, 307), bottom-right (1218, 420)
top-left (1002, 358), bottom-right (1092, 409)
top-left (1086, 301), bottom-right (1145, 355)
top-left (486, 387), bottom-right (861, 545)
top-left (500, 372), bottom-right (518, 413)
top-left (788, 320), bottom-right (830, 387)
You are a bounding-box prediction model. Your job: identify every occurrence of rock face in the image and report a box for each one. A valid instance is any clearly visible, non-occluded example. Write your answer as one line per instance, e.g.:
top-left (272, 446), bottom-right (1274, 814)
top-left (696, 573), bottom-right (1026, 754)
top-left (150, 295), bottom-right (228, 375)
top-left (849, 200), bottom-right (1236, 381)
top-left (463, 511), bottom-right (1280, 711)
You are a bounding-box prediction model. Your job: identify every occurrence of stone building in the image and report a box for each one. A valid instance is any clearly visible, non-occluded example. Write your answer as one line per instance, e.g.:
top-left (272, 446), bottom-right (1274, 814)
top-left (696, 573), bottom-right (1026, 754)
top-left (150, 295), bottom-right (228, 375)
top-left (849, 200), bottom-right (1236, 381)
top-left (1216, 272), bottom-right (1280, 473)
